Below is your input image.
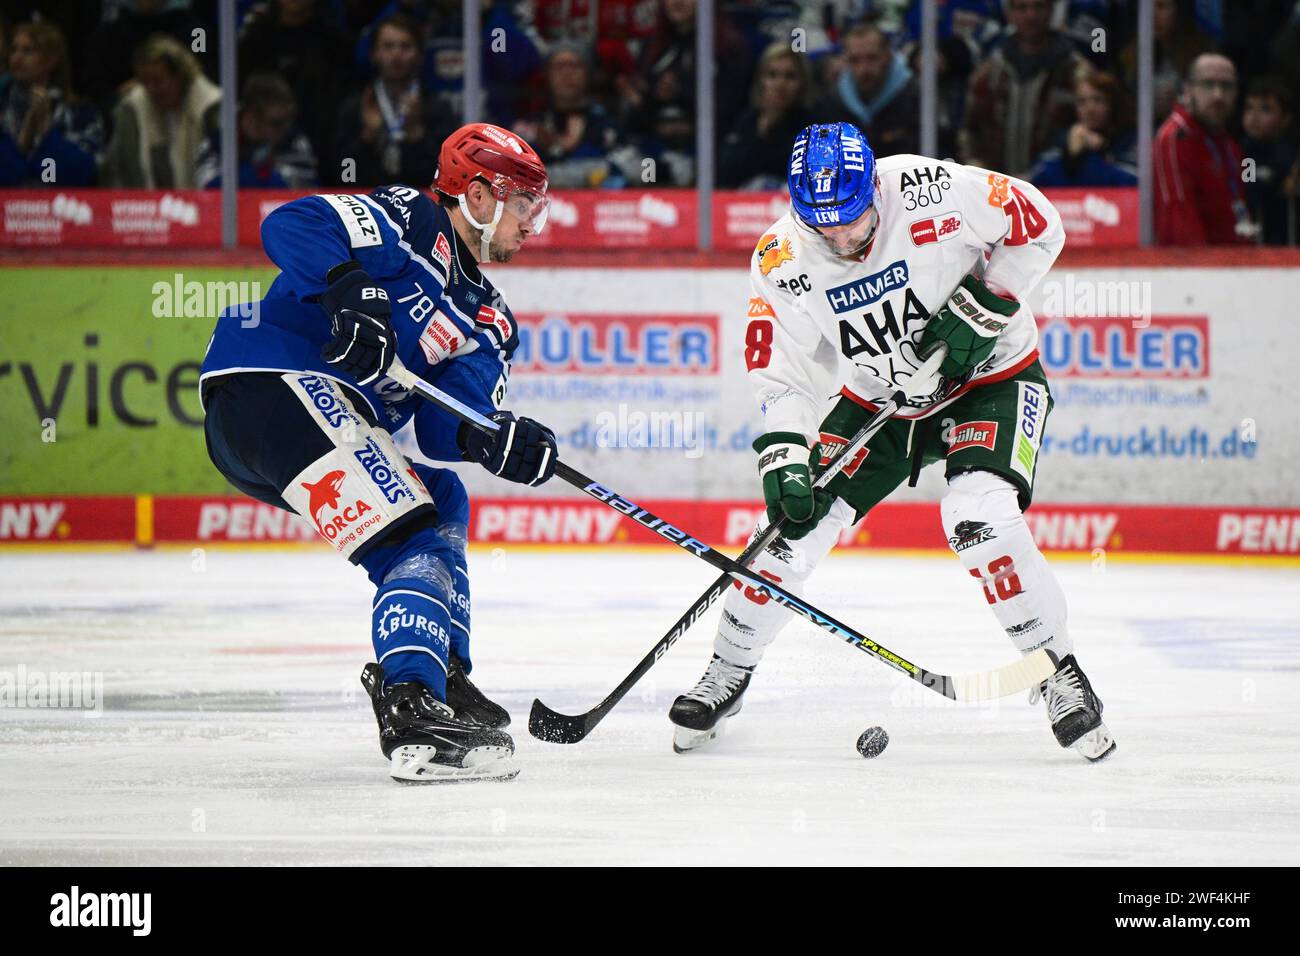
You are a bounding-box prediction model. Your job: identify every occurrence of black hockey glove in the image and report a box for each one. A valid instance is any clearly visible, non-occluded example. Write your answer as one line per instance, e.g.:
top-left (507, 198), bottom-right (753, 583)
top-left (320, 260), bottom-right (396, 386)
top-left (459, 411), bottom-right (558, 486)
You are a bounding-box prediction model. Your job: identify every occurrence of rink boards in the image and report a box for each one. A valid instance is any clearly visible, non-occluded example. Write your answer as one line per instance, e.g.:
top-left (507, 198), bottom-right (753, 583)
top-left (2, 494), bottom-right (1298, 559)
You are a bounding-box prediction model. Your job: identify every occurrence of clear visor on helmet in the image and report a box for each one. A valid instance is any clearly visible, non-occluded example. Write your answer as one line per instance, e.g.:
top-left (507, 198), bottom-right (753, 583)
top-left (484, 174), bottom-right (549, 234)
top-left (799, 201), bottom-right (879, 257)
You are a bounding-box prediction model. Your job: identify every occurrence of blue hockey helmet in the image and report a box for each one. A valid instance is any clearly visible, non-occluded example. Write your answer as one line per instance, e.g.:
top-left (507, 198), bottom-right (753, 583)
top-left (788, 122), bottom-right (877, 231)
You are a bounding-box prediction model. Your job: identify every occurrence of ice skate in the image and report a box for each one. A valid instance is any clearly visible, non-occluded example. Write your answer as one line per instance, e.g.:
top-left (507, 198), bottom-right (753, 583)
top-left (669, 655), bottom-right (754, 753)
top-left (1031, 654), bottom-right (1116, 762)
top-left (445, 656), bottom-right (511, 729)
top-left (361, 663), bottom-right (519, 782)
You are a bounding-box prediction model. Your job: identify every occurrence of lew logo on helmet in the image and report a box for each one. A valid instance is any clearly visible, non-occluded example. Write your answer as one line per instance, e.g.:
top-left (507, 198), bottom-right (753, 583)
top-left (789, 122), bottom-right (876, 248)
top-left (301, 470), bottom-right (375, 540)
top-left (839, 135), bottom-right (866, 172)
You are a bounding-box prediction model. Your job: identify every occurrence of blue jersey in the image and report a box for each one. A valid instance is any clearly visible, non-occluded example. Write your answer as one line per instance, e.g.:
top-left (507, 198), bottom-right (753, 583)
top-left (200, 186), bottom-right (518, 462)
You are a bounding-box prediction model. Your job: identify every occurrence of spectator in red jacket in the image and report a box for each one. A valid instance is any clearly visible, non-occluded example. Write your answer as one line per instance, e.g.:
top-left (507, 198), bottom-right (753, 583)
top-left (1154, 53), bottom-right (1256, 245)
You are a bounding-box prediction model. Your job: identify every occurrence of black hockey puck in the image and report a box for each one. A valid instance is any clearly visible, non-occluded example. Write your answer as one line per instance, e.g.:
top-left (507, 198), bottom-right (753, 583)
top-left (856, 726), bottom-right (889, 758)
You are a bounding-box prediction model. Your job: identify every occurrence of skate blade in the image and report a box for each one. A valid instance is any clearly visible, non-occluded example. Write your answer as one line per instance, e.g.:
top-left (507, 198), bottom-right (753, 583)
top-left (672, 717), bottom-right (729, 754)
top-left (1072, 723), bottom-right (1117, 762)
top-left (389, 744), bottom-right (520, 783)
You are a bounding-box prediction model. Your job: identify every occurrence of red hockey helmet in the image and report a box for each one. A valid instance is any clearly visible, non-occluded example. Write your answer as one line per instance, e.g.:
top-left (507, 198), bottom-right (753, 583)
top-left (433, 124), bottom-right (549, 254)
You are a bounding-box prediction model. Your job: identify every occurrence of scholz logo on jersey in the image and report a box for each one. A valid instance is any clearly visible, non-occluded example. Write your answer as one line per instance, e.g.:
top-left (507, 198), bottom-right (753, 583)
top-left (825, 260), bottom-right (910, 314)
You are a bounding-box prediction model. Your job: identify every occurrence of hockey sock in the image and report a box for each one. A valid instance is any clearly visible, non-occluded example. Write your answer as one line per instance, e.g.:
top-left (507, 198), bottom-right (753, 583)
top-left (713, 498), bottom-right (856, 667)
top-left (941, 470), bottom-right (1073, 659)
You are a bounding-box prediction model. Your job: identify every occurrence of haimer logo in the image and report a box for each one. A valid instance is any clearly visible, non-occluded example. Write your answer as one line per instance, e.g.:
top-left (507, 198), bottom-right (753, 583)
top-left (825, 260), bottom-right (909, 314)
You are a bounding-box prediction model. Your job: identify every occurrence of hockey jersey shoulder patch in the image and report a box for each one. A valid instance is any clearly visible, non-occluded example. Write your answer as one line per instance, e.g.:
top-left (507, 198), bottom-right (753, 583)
top-left (432, 231), bottom-right (453, 272)
top-left (367, 185), bottom-right (428, 232)
top-left (474, 301), bottom-right (519, 354)
top-left (319, 193), bottom-right (383, 248)
top-left (755, 231), bottom-right (795, 275)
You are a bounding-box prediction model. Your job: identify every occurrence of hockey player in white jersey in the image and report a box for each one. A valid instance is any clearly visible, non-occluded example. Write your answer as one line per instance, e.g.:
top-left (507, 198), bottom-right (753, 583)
top-left (670, 122), bottom-right (1115, 761)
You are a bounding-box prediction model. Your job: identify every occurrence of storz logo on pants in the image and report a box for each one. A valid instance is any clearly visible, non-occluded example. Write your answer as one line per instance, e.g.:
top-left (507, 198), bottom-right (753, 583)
top-left (1011, 381), bottom-right (1047, 482)
top-left (354, 437), bottom-right (417, 505)
top-left (296, 375), bottom-right (358, 430)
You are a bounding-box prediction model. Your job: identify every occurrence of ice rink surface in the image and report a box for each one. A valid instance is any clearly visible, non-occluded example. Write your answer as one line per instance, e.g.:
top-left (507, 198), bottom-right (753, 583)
top-left (1, 546), bottom-right (1297, 866)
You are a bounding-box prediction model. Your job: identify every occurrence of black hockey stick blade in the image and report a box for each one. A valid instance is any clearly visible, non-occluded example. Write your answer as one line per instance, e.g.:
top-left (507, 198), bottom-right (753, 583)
top-left (527, 697), bottom-right (596, 744)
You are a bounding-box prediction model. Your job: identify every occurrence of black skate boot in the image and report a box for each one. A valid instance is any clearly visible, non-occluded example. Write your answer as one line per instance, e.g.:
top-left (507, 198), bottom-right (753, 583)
top-left (360, 663), bottom-right (519, 782)
top-left (1032, 654), bottom-right (1116, 762)
top-left (669, 654), bottom-right (754, 753)
top-left (444, 656), bottom-right (511, 729)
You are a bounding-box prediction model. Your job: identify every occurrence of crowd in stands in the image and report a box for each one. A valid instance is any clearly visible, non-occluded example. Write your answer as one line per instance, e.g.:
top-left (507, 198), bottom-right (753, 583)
top-left (1, 0), bottom-right (1299, 244)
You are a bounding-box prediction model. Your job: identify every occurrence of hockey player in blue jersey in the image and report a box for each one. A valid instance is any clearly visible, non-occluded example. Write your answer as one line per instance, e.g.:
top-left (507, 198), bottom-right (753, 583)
top-left (200, 124), bottom-right (557, 782)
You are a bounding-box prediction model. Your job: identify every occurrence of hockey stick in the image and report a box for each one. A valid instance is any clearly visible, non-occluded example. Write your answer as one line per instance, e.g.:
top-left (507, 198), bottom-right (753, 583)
top-left (526, 348), bottom-right (950, 743)
top-left (386, 358), bottom-right (1059, 721)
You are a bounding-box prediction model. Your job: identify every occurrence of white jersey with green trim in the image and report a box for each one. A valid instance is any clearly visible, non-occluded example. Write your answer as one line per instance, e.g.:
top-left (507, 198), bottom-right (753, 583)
top-left (744, 153), bottom-right (1066, 441)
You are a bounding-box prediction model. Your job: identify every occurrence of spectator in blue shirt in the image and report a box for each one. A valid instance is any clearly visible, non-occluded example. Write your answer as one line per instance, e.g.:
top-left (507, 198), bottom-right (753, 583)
top-left (1030, 67), bottom-right (1138, 187)
top-left (513, 42), bottom-right (626, 188)
top-left (195, 72), bottom-right (318, 188)
top-left (0, 19), bottom-right (103, 186)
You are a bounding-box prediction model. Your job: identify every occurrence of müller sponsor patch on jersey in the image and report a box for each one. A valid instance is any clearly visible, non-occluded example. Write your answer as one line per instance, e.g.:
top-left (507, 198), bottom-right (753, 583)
top-left (817, 431), bottom-right (869, 478)
top-left (909, 212), bottom-right (962, 246)
top-left (1011, 381), bottom-right (1047, 482)
top-left (824, 259), bottom-right (910, 313)
top-left (944, 420), bottom-right (998, 453)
